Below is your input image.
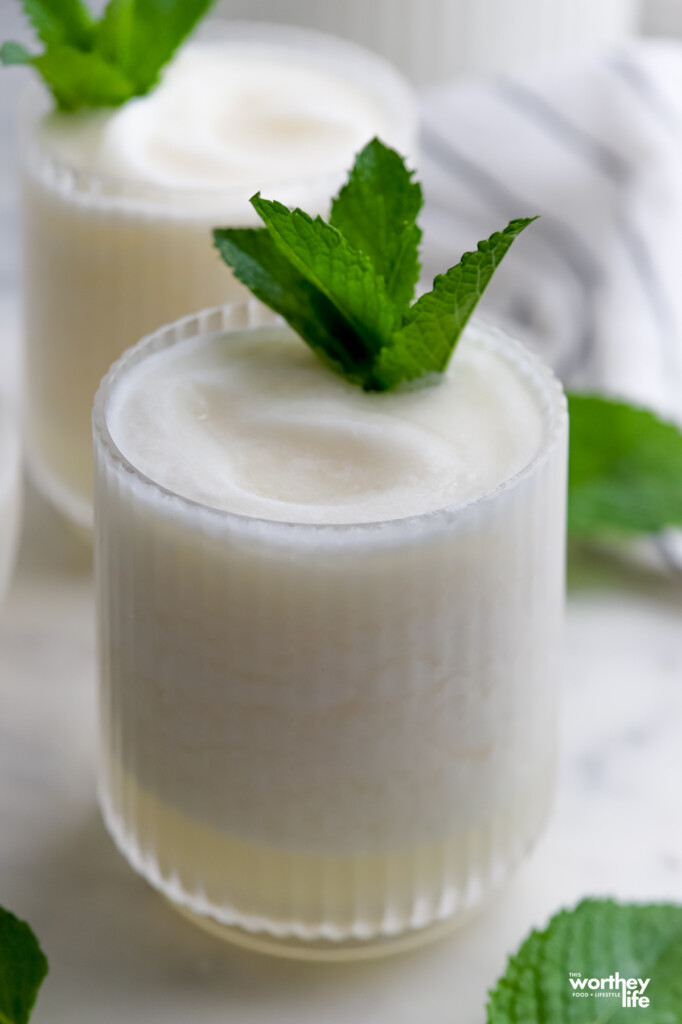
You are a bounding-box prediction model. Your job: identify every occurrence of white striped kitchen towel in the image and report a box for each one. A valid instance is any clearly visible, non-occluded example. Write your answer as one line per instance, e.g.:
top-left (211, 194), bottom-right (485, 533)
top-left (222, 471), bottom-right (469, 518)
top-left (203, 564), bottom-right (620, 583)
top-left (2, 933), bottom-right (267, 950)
top-left (420, 40), bottom-right (682, 570)
top-left (421, 39), bottom-right (682, 423)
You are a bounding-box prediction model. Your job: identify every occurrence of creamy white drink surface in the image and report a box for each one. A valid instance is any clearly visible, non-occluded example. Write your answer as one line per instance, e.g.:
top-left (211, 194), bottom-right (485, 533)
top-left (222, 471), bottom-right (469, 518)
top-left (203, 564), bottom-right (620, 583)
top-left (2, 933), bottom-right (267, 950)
top-left (107, 326), bottom-right (544, 524)
top-left (39, 44), bottom-right (396, 191)
top-left (23, 29), bottom-right (416, 529)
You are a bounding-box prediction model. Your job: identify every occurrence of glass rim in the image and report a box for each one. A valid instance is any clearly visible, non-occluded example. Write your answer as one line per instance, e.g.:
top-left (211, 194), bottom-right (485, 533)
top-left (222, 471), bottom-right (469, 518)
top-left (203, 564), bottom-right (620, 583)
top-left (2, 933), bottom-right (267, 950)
top-left (93, 299), bottom-right (568, 541)
top-left (20, 20), bottom-right (418, 212)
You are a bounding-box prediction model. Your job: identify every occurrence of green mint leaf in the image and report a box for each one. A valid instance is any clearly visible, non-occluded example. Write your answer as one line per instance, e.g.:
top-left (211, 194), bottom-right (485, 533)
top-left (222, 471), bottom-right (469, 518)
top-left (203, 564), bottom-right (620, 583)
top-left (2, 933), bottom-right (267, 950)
top-left (31, 45), bottom-right (135, 111)
top-left (374, 218), bottom-right (537, 389)
top-left (2, 0), bottom-right (215, 109)
top-left (0, 42), bottom-right (32, 65)
top-left (330, 137), bottom-right (423, 314)
top-left (215, 145), bottom-right (535, 391)
top-left (213, 228), bottom-right (374, 385)
top-left (96, 0), bottom-right (215, 95)
top-left (21, 0), bottom-right (94, 50)
top-left (487, 898), bottom-right (682, 1022)
top-left (0, 908), bottom-right (48, 1024)
top-left (95, 0), bottom-right (135, 74)
top-left (568, 394), bottom-right (682, 536)
top-left (250, 194), bottom-right (398, 380)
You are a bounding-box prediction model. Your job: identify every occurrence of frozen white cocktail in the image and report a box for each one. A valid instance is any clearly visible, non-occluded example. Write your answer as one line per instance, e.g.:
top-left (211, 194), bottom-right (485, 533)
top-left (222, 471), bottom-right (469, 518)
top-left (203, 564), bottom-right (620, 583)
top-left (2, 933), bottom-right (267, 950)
top-left (93, 143), bottom-right (567, 956)
top-left (12, 14), bottom-right (415, 529)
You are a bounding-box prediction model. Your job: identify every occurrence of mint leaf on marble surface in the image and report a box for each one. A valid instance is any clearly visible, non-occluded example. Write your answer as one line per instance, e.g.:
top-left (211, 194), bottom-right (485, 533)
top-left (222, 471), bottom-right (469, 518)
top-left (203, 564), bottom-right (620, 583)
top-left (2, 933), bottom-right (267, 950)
top-left (568, 394), bottom-right (682, 537)
top-left (0, 907), bottom-right (48, 1024)
top-left (215, 140), bottom-right (534, 391)
top-left (1, 0), bottom-right (214, 110)
top-left (487, 899), bottom-right (682, 1022)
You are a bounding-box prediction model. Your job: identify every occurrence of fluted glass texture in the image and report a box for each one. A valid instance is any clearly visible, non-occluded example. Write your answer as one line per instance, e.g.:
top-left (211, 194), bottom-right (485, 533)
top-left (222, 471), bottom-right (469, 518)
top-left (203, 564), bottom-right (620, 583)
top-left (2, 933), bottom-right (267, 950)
top-left (94, 303), bottom-right (568, 955)
top-left (218, 0), bottom-right (639, 83)
top-left (21, 23), bottom-right (416, 531)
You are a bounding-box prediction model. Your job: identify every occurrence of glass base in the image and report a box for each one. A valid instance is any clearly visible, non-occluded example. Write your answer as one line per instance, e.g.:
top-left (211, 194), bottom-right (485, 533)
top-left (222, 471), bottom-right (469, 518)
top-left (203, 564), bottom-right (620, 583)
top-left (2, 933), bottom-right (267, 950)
top-left (171, 897), bottom-right (485, 962)
top-left (99, 753), bottom-right (554, 964)
top-left (100, 763), bottom-right (553, 961)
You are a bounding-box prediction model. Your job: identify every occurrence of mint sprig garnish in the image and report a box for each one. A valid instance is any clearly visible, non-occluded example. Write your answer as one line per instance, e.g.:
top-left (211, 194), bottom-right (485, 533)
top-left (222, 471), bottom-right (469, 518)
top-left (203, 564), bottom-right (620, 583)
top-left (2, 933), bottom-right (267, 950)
top-left (488, 899), bottom-right (682, 1022)
top-left (0, 907), bottom-right (48, 1024)
top-left (0, 0), bottom-right (215, 111)
top-left (251, 194), bottom-right (397, 380)
top-left (215, 139), bottom-right (682, 538)
top-left (568, 394), bottom-right (682, 537)
top-left (375, 219), bottom-right (533, 389)
top-left (215, 138), bottom-right (535, 392)
top-left (329, 139), bottom-right (423, 313)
